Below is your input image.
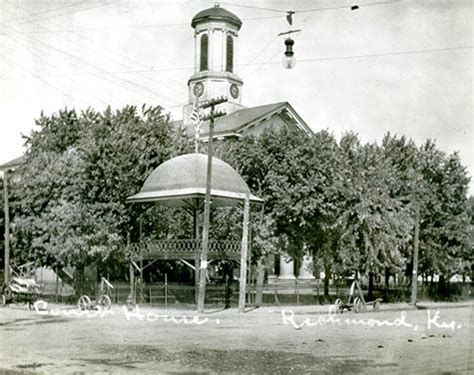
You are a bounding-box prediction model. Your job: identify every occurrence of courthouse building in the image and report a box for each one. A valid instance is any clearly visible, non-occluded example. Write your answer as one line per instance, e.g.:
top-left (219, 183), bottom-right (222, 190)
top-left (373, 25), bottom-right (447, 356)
top-left (175, 4), bottom-right (316, 284)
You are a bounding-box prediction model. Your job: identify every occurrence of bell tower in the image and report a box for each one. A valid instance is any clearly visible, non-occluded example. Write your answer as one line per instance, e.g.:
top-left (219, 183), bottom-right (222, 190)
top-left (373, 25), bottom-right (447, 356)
top-left (183, 4), bottom-right (244, 125)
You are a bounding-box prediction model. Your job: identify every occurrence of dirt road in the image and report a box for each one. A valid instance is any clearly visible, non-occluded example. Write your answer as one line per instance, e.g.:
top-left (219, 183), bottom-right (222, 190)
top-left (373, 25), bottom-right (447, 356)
top-left (0, 302), bottom-right (472, 374)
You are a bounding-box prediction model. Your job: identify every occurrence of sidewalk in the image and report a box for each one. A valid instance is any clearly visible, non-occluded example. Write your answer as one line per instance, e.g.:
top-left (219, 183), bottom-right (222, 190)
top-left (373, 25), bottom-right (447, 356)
top-left (6, 299), bottom-right (471, 320)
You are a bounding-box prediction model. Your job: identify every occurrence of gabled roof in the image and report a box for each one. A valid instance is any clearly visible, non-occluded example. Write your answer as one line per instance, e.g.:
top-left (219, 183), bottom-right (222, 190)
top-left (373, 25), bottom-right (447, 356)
top-left (0, 155), bottom-right (26, 171)
top-left (215, 102), bottom-right (287, 134)
top-left (185, 101), bottom-right (313, 140)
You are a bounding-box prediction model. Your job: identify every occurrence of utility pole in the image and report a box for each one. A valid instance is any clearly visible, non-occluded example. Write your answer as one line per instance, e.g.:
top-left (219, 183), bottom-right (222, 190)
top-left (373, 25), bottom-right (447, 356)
top-left (411, 205), bottom-right (420, 306)
top-left (197, 97), bottom-right (227, 313)
top-left (238, 193), bottom-right (250, 312)
top-left (3, 170), bottom-right (10, 285)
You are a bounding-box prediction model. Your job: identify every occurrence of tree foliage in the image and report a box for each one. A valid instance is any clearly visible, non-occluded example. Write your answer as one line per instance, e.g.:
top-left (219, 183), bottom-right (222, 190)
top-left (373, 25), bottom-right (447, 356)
top-left (219, 128), bottom-right (472, 283)
top-left (11, 105), bottom-right (188, 271)
top-left (6, 105), bottom-right (472, 287)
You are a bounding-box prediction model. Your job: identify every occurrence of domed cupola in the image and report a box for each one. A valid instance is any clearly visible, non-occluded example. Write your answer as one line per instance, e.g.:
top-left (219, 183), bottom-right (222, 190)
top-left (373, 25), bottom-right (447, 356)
top-left (191, 5), bottom-right (242, 30)
top-left (183, 4), bottom-right (245, 126)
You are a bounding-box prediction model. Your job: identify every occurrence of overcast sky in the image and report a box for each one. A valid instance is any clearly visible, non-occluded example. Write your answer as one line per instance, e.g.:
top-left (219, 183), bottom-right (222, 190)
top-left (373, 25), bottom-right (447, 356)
top-left (0, 0), bottom-right (472, 194)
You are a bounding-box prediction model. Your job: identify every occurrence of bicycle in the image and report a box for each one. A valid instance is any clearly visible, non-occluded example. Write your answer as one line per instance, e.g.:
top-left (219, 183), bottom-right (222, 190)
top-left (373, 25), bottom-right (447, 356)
top-left (77, 277), bottom-right (113, 311)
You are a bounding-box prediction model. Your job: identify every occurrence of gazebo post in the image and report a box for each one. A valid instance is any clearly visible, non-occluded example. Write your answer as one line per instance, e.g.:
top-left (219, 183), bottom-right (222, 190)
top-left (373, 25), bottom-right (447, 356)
top-left (238, 193), bottom-right (250, 313)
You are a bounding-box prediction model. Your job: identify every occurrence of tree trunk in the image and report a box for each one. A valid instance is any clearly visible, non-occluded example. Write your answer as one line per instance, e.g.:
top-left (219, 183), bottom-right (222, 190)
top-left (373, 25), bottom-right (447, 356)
top-left (324, 264), bottom-right (330, 297)
top-left (384, 267), bottom-right (390, 291)
top-left (438, 274), bottom-right (448, 299)
top-left (368, 271), bottom-right (374, 300)
top-left (73, 263), bottom-right (85, 297)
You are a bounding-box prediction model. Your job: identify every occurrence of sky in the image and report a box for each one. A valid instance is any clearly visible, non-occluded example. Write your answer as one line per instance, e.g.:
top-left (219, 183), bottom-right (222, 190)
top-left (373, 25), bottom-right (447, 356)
top-left (0, 0), bottom-right (472, 194)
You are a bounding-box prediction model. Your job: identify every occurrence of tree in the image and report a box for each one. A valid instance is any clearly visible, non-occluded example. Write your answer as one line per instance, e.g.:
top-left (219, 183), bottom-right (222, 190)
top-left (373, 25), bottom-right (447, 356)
top-left (219, 128), bottom-right (471, 300)
top-left (216, 128), bottom-right (310, 268)
top-left (382, 135), bottom-right (472, 291)
top-left (381, 133), bottom-right (426, 290)
top-left (11, 105), bottom-right (188, 286)
top-left (336, 134), bottom-right (412, 297)
top-left (218, 127), bottom-right (344, 296)
top-left (417, 143), bottom-right (471, 280)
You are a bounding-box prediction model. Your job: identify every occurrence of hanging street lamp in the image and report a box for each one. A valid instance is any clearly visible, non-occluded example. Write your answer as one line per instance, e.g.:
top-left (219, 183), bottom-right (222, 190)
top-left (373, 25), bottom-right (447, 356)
top-left (282, 37), bottom-right (296, 69)
top-left (278, 9), bottom-right (301, 70)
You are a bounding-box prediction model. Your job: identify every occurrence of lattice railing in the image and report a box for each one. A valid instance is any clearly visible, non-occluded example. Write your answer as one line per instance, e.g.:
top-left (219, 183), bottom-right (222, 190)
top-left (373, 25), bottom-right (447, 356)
top-left (129, 239), bottom-right (241, 260)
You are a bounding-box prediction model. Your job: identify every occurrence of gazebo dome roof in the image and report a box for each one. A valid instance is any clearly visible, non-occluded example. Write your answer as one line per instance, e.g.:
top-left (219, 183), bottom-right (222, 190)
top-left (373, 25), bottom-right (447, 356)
top-left (191, 5), bottom-right (242, 30)
top-left (127, 153), bottom-right (262, 207)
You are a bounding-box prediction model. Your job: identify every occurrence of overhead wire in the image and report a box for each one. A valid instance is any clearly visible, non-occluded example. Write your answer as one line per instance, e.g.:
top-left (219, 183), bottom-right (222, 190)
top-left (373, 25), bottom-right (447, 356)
top-left (6, 0), bottom-right (187, 98)
top-left (0, 34), bottom-right (110, 106)
top-left (249, 45), bottom-right (474, 65)
top-left (1, 0), bottom-right (88, 25)
top-left (0, 0), bottom-right (323, 102)
top-left (218, 0), bottom-right (401, 14)
top-left (17, 15), bottom-right (282, 34)
top-left (217, 2), bottom-right (286, 13)
top-left (1, 12), bottom-right (185, 107)
top-left (2, 0), bottom-right (188, 101)
top-left (0, 33), bottom-right (126, 107)
top-left (1, 67), bottom-right (193, 79)
top-left (238, 34), bottom-right (280, 77)
top-left (0, 47), bottom-right (81, 104)
top-left (297, 1), bottom-right (401, 13)
top-left (166, 43), bottom-right (473, 113)
top-left (6, 0), bottom-right (123, 27)
top-left (2, 27), bottom-right (177, 107)
top-left (241, 48), bottom-right (282, 80)
top-left (2, 0), bottom-right (470, 118)
top-left (1, 0), bottom-right (401, 35)
top-left (3, 44), bottom-right (470, 80)
top-left (4, 0), bottom-right (402, 96)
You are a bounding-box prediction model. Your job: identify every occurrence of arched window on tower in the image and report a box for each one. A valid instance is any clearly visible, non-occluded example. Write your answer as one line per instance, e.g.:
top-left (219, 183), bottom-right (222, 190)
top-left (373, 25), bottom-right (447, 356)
top-left (226, 35), bottom-right (233, 73)
top-left (200, 34), bottom-right (208, 71)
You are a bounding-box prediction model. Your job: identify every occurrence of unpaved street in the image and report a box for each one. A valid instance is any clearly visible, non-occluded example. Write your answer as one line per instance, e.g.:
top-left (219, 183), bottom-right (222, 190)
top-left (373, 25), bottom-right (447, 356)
top-left (0, 302), bottom-right (472, 374)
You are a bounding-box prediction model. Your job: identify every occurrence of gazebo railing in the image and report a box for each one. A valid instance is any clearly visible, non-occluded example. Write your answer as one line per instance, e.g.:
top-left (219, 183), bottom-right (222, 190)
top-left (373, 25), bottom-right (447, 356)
top-left (129, 239), bottom-right (241, 260)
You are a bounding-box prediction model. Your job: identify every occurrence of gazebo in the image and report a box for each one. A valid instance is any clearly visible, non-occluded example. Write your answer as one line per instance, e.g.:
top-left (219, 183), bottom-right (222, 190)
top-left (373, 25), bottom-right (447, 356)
top-left (126, 153), bottom-right (262, 311)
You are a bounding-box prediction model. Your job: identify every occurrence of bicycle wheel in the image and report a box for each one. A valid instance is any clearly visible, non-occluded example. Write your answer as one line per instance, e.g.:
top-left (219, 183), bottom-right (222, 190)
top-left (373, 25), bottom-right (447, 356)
top-left (97, 295), bottom-right (111, 310)
top-left (77, 295), bottom-right (91, 311)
